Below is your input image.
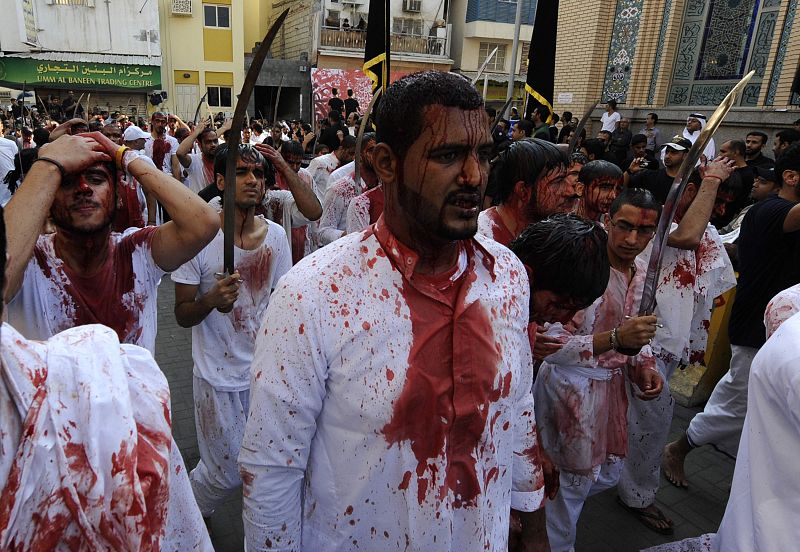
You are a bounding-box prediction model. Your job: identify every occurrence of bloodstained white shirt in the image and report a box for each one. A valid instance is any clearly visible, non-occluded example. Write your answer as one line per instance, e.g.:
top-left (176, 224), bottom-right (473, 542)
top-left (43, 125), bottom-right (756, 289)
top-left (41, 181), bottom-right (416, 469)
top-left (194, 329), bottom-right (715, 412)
top-left (345, 185), bottom-right (384, 234)
top-left (145, 134), bottom-right (180, 174)
top-left (306, 152), bottom-right (340, 200)
top-left (317, 164), bottom-right (366, 246)
top-left (535, 256), bottom-right (656, 474)
top-left (765, 283), bottom-right (800, 339)
top-left (477, 207), bottom-right (516, 246)
top-left (171, 219), bottom-right (292, 391)
top-left (0, 323), bottom-right (211, 551)
top-left (240, 218), bottom-right (545, 551)
top-left (7, 227), bottom-right (165, 354)
top-left (640, 224), bottom-right (736, 364)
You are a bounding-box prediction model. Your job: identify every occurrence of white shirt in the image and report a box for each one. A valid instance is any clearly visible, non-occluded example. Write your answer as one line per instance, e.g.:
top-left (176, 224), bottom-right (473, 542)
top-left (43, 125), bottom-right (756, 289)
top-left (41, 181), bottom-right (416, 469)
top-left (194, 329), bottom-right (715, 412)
top-left (317, 164), bottom-right (365, 246)
top-left (145, 134), bottom-right (180, 174)
top-left (240, 220), bottom-right (545, 551)
top-left (346, 185), bottom-right (384, 234)
top-left (183, 152), bottom-right (212, 193)
top-left (250, 132), bottom-right (266, 145)
top-left (306, 152), bottom-right (340, 200)
top-left (0, 323), bottom-right (212, 551)
top-left (600, 111), bottom-right (621, 133)
top-left (764, 283), bottom-right (800, 339)
top-left (713, 312), bottom-right (800, 552)
top-left (0, 137), bottom-right (19, 206)
top-left (171, 220), bottom-right (291, 391)
top-left (535, 257), bottom-right (656, 474)
top-left (7, 227), bottom-right (165, 354)
top-left (641, 224), bottom-right (736, 364)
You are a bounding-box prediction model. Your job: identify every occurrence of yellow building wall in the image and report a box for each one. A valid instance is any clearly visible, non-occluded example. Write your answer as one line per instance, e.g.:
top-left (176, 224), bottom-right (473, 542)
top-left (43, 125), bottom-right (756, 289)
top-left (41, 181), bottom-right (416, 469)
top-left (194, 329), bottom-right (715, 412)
top-left (158, 0), bottom-right (245, 118)
top-left (244, 0), bottom-right (272, 54)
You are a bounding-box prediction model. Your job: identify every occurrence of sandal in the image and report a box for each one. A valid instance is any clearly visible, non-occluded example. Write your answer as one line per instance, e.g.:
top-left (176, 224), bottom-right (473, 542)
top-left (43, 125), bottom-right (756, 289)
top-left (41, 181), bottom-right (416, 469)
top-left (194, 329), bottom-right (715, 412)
top-left (616, 495), bottom-right (675, 535)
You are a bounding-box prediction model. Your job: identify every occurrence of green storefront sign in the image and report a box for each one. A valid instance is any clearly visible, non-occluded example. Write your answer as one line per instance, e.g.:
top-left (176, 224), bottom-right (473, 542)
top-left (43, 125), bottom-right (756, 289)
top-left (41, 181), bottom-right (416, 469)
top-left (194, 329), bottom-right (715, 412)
top-left (0, 57), bottom-right (161, 91)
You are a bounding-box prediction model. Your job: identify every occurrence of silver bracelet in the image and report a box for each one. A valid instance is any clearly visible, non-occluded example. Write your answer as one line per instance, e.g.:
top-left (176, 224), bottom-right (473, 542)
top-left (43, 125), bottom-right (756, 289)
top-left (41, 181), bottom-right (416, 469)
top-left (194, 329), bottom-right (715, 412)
top-left (610, 327), bottom-right (619, 351)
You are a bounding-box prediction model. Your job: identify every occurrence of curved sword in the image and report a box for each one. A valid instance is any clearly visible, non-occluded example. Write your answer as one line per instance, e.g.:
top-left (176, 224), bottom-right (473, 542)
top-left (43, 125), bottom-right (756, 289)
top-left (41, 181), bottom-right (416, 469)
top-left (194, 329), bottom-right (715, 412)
top-left (192, 91), bottom-right (209, 125)
top-left (224, 8), bottom-right (290, 275)
top-left (616, 70), bottom-right (755, 356)
top-left (471, 47), bottom-right (498, 86)
top-left (354, 88), bottom-right (382, 188)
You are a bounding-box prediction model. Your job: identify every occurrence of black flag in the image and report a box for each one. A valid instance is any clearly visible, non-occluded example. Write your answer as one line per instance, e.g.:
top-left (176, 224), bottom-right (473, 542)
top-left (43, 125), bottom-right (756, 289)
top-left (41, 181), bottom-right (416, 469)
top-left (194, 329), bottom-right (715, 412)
top-left (525, 0), bottom-right (558, 123)
top-left (363, 0), bottom-right (391, 94)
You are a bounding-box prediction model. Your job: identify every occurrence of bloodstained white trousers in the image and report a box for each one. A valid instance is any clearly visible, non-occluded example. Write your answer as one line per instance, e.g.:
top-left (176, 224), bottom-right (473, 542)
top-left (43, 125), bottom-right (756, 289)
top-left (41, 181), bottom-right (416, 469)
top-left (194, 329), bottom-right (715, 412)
top-left (190, 376), bottom-right (251, 517)
top-left (545, 457), bottom-right (623, 552)
top-left (685, 345), bottom-right (759, 457)
top-left (618, 357), bottom-right (680, 508)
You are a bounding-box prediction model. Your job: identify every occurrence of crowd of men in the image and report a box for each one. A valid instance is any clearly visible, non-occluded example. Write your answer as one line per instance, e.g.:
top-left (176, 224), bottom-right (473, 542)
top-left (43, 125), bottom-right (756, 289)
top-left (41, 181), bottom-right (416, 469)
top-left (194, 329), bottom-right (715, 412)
top-left (1, 70), bottom-right (799, 552)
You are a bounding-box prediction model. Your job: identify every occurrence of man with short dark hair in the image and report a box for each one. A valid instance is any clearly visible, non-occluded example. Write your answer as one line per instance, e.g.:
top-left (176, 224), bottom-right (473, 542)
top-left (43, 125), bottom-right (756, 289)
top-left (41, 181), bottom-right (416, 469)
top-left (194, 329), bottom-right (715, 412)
top-left (176, 121), bottom-right (226, 193)
top-left (307, 133), bottom-right (356, 199)
top-left (576, 159), bottom-right (623, 222)
top-left (773, 128), bottom-right (800, 160)
top-left (318, 109), bottom-right (347, 151)
top-left (622, 133), bottom-right (659, 172)
top-left (639, 112), bottom-right (662, 153)
top-left (596, 129), bottom-right (613, 147)
top-left (744, 131), bottom-right (773, 168)
top-left (512, 118), bottom-right (534, 140)
top-left (328, 87), bottom-right (344, 116)
top-left (600, 99), bottom-right (620, 133)
top-left (532, 106), bottom-right (552, 141)
top-left (716, 139), bottom-right (754, 228)
top-left (241, 70), bottom-right (549, 551)
top-left (663, 141), bottom-right (800, 488)
top-left (609, 117), bottom-right (633, 167)
top-left (344, 88), bottom-right (360, 118)
top-left (626, 136), bottom-right (692, 203)
top-left (479, 139), bottom-right (573, 244)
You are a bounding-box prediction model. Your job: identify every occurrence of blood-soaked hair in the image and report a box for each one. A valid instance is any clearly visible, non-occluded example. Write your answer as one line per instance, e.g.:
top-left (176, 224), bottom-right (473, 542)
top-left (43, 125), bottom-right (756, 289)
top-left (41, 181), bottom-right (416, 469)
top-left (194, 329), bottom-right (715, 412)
top-left (213, 143), bottom-right (275, 188)
top-left (609, 187), bottom-right (662, 219)
top-left (280, 140), bottom-right (304, 158)
top-left (375, 71), bottom-right (483, 161)
top-left (488, 138), bottom-right (568, 204)
top-left (578, 160), bottom-right (623, 187)
top-left (509, 213), bottom-right (610, 310)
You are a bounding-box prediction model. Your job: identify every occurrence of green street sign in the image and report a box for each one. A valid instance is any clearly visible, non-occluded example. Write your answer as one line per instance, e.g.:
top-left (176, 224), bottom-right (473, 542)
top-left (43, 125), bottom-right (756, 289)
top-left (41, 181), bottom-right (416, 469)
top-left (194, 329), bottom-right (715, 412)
top-left (0, 57), bottom-right (161, 91)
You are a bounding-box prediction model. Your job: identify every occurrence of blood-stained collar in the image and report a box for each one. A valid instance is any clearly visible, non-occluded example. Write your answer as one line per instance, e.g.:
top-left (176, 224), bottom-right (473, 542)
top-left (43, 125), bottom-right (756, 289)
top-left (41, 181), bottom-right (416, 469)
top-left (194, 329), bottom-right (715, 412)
top-left (368, 215), bottom-right (497, 282)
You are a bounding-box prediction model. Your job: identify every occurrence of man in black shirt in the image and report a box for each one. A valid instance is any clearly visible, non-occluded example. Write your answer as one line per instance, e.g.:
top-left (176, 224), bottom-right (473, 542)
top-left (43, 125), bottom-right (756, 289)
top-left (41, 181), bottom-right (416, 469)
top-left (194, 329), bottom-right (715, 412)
top-left (625, 137), bottom-right (691, 203)
top-left (621, 134), bottom-right (659, 173)
top-left (663, 142), bottom-right (800, 488)
top-left (344, 89), bottom-right (360, 118)
top-left (318, 110), bottom-right (346, 151)
top-left (327, 88), bottom-right (345, 117)
top-left (744, 131), bottom-right (774, 169)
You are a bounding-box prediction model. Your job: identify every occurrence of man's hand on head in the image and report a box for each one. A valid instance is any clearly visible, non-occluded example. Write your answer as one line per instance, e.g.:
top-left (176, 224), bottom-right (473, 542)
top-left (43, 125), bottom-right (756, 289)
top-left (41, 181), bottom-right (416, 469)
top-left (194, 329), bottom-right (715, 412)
top-left (700, 155), bottom-right (735, 183)
top-left (38, 134), bottom-right (112, 176)
top-left (254, 143), bottom-right (290, 173)
top-left (49, 118), bottom-right (91, 141)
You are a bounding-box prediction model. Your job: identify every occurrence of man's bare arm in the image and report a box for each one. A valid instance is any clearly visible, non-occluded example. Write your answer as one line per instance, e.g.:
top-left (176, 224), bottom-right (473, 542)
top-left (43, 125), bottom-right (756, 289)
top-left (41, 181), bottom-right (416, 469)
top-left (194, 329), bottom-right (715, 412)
top-left (783, 201), bottom-right (800, 233)
top-left (175, 124), bottom-right (204, 168)
top-left (668, 157), bottom-right (734, 250)
top-left (4, 135), bottom-right (110, 301)
top-left (256, 143), bottom-right (322, 220)
top-left (87, 132), bottom-right (220, 271)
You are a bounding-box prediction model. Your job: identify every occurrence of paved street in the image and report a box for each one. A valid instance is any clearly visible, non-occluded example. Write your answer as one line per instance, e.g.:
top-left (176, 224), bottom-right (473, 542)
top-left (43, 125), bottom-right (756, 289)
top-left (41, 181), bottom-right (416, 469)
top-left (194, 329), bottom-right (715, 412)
top-left (154, 280), bottom-right (734, 552)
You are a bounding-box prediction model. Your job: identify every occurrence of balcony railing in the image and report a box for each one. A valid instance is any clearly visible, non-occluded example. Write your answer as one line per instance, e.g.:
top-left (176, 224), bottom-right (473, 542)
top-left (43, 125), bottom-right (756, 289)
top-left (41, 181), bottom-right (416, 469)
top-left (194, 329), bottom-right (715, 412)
top-left (320, 27), bottom-right (447, 57)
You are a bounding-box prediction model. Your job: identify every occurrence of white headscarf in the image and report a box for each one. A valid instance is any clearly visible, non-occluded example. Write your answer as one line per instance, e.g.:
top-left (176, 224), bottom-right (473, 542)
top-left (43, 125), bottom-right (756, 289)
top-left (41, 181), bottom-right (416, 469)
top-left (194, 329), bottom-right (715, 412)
top-left (684, 112), bottom-right (716, 160)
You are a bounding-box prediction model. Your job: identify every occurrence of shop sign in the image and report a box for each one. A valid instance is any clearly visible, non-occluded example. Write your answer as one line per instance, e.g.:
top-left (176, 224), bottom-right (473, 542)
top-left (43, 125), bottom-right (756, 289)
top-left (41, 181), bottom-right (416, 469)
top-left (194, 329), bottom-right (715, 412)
top-left (0, 58), bottom-right (161, 90)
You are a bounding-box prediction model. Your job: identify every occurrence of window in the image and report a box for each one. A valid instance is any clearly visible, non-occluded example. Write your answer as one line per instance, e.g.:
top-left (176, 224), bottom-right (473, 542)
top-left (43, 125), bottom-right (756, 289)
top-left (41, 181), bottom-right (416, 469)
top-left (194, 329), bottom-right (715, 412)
top-left (479, 42), bottom-right (506, 73)
top-left (48, 0), bottom-right (96, 5)
top-left (204, 4), bottom-right (230, 28)
top-left (392, 18), bottom-right (423, 36)
top-left (207, 86), bottom-right (232, 108)
top-left (668, 0), bottom-right (779, 106)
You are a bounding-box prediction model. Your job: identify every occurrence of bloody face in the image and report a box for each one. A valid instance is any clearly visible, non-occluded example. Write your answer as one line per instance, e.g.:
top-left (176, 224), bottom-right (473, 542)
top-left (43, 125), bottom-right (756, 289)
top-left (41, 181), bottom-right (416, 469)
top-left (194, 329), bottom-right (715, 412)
top-left (217, 158), bottom-right (266, 209)
top-left (199, 131), bottom-right (219, 158)
top-left (606, 204), bottom-right (658, 264)
top-left (532, 165), bottom-right (578, 218)
top-left (361, 138), bottom-right (377, 171)
top-left (585, 175), bottom-right (623, 218)
top-left (532, 289), bottom-right (586, 325)
top-left (151, 115), bottom-right (167, 135)
top-left (713, 188), bottom-right (737, 221)
top-left (394, 106), bottom-right (492, 241)
top-left (51, 163), bottom-right (115, 234)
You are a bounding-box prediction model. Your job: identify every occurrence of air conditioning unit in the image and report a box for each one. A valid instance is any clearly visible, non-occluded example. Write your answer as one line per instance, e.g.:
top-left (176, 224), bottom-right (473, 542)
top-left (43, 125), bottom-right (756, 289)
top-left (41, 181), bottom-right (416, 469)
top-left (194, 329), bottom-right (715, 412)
top-left (403, 0), bottom-right (421, 12)
top-left (171, 0), bottom-right (192, 15)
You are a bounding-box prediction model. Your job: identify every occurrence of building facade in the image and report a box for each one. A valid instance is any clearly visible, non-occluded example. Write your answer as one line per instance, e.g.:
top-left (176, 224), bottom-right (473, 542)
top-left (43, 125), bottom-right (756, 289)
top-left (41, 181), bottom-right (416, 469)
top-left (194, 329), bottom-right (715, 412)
top-left (0, 0), bottom-right (162, 119)
top-left (555, 0), bottom-right (800, 141)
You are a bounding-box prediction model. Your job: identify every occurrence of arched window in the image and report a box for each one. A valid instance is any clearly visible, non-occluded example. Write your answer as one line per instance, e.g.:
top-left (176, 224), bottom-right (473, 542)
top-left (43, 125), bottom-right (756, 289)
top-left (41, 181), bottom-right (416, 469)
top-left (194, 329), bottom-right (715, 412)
top-left (668, 0), bottom-right (782, 106)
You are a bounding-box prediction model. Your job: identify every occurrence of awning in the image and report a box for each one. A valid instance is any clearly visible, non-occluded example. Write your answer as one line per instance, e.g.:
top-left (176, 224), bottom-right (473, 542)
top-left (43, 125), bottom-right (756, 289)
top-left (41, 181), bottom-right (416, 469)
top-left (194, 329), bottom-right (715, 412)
top-left (0, 53), bottom-right (161, 91)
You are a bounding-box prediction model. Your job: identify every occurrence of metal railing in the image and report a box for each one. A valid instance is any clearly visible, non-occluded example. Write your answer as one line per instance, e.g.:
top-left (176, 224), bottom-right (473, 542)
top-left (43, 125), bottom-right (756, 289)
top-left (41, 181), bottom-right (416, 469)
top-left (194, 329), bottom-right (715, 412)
top-left (319, 27), bottom-right (447, 56)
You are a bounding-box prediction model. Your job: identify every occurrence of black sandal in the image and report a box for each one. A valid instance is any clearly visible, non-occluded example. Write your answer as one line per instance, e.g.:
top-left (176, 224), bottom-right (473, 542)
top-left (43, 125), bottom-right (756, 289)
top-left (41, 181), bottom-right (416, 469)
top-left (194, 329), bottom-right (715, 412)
top-left (616, 495), bottom-right (675, 535)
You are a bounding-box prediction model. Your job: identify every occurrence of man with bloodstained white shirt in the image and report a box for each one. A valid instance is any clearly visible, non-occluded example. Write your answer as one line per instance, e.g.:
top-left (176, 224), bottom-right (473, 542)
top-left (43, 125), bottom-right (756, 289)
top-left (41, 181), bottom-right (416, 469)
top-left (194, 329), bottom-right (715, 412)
top-left (171, 143), bottom-right (291, 528)
top-left (575, 160), bottom-right (623, 222)
top-left (174, 120), bottom-right (225, 193)
top-left (240, 71), bottom-right (549, 551)
top-left (478, 138), bottom-right (575, 245)
top-left (616, 159), bottom-right (737, 535)
top-left (345, 181), bottom-right (385, 234)
top-left (534, 188), bottom-right (664, 551)
top-left (316, 132), bottom-right (378, 245)
top-left (306, 133), bottom-right (357, 203)
top-left (4, 131), bottom-right (220, 354)
top-left (0, 207), bottom-right (212, 550)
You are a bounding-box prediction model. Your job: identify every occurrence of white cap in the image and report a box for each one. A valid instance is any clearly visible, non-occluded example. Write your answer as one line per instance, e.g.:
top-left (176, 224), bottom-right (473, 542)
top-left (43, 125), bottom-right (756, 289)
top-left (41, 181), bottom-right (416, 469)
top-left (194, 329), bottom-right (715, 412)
top-left (123, 125), bottom-right (150, 141)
